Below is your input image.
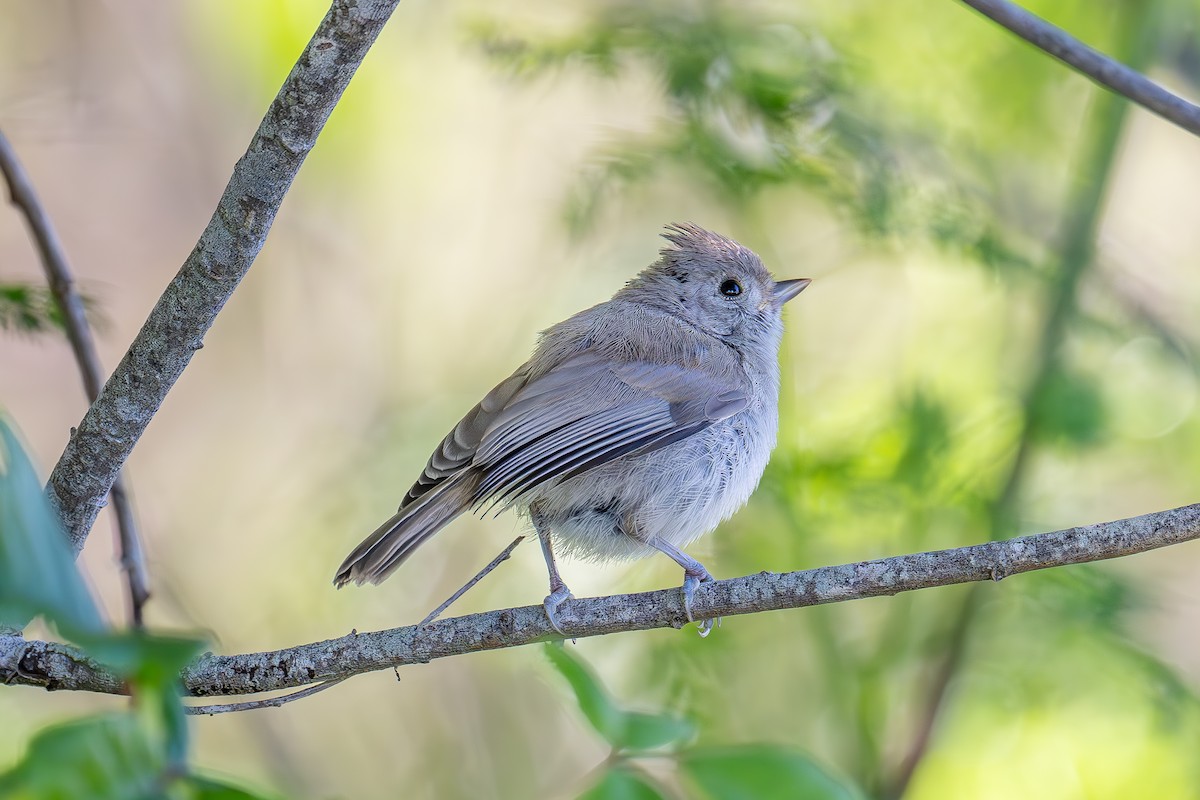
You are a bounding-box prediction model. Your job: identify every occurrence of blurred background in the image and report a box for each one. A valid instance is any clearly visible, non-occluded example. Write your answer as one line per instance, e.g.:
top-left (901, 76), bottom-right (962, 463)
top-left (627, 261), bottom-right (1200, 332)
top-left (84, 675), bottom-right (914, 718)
top-left (2, 0), bottom-right (1200, 797)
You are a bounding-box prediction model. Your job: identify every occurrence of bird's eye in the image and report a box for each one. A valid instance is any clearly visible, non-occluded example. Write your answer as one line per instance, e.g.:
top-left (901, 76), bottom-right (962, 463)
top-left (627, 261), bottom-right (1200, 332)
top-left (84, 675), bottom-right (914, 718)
top-left (719, 279), bottom-right (742, 297)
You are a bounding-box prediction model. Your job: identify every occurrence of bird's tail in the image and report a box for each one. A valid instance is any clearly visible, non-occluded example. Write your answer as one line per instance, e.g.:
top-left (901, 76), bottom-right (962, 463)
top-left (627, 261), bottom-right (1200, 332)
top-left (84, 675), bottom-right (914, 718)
top-left (334, 473), bottom-right (475, 587)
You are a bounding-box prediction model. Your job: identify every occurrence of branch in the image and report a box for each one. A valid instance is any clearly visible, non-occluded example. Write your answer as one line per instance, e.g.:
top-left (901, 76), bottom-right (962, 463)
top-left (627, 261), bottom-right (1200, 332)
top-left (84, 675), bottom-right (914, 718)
top-left (420, 535), bottom-right (526, 625)
top-left (44, 0), bottom-right (402, 554)
top-left (958, 0), bottom-right (1200, 137)
top-left (185, 678), bottom-right (346, 716)
top-left (0, 128), bottom-right (150, 625)
top-left (3, 503), bottom-right (1196, 700)
top-left (0, 130), bottom-right (104, 400)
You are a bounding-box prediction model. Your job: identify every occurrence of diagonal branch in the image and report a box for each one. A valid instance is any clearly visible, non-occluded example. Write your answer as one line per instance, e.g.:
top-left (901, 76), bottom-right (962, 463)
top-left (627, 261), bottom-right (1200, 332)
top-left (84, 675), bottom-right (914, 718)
top-left (2, 502), bottom-right (1197, 701)
top-left (44, 0), bottom-right (403, 554)
top-left (0, 130), bottom-right (105, 400)
top-left (957, 0), bottom-right (1200, 137)
top-left (0, 128), bottom-right (150, 625)
top-left (421, 535), bottom-right (526, 626)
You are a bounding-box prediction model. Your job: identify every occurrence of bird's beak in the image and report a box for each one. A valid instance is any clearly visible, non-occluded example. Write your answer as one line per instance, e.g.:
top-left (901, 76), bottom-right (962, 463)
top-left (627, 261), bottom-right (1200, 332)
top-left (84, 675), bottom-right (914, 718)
top-left (773, 278), bottom-right (812, 305)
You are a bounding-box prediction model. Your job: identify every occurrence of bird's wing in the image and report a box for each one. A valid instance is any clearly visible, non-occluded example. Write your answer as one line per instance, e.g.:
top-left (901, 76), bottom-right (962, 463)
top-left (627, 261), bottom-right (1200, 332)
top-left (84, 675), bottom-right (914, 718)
top-left (400, 366), bottom-right (531, 508)
top-left (348, 348), bottom-right (748, 587)
top-left (471, 349), bottom-right (750, 509)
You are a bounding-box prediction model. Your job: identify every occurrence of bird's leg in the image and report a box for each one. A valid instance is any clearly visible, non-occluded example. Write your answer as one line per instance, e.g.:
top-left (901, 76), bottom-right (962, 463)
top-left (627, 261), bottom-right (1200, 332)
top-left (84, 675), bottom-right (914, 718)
top-left (645, 537), bottom-right (718, 637)
top-left (531, 508), bottom-right (573, 635)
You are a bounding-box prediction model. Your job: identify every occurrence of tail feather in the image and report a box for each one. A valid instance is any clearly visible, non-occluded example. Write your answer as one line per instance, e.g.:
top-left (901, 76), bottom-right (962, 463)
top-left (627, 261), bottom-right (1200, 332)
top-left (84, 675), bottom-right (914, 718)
top-left (334, 473), bottom-right (475, 587)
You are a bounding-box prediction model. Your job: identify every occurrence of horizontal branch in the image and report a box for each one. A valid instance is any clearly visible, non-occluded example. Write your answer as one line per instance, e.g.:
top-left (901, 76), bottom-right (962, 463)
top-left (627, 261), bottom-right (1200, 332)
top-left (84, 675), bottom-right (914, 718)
top-left (958, 0), bottom-right (1200, 137)
top-left (2, 502), bottom-right (1197, 701)
top-left (45, 0), bottom-right (402, 554)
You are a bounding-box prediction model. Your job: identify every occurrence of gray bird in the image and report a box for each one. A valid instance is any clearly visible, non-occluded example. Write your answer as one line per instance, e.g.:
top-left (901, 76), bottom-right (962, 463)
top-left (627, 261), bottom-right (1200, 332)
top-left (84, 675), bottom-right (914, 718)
top-left (334, 224), bottom-right (809, 634)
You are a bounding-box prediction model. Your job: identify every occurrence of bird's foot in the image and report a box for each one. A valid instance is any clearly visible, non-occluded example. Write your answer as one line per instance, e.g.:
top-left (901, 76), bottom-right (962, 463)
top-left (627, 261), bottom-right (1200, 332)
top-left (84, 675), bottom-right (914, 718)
top-left (682, 568), bottom-right (718, 637)
top-left (543, 584), bottom-right (575, 636)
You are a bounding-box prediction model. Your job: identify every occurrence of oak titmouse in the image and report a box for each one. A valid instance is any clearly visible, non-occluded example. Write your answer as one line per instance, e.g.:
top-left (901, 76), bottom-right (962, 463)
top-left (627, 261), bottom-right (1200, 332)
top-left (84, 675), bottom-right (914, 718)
top-left (335, 224), bottom-right (809, 634)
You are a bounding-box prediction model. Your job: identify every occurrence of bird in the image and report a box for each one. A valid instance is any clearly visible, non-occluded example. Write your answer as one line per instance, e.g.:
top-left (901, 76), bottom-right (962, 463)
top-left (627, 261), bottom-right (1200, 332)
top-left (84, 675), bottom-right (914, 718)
top-left (334, 223), bottom-right (809, 635)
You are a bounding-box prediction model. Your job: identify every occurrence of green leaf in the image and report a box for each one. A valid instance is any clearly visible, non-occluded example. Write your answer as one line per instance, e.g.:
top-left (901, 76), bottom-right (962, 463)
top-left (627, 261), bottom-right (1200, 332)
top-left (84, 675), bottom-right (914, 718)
top-left (544, 643), bottom-right (627, 744)
top-left (0, 283), bottom-right (65, 335)
top-left (0, 418), bottom-right (104, 637)
top-left (680, 746), bottom-right (863, 800)
top-left (158, 678), bottom-right (191, 774)
top-left (0, 714), bottom-right (164, 800)
top-left (182, 774), bottom-right (276, 800)
top-left (615, 711), bottom-right (695, 752)
top-left (83, 632), bottom-right (204, 775)
top-left (82, 630), bottom-right (205, 690)
top-left (1031, 369), bottom-right (1106, 447)
top-left (0, 711), bottom-right (268, 799)
top-left (544, 644), bottom-right (693, 751)
top-left (578, 766), bottom-right (669, 800)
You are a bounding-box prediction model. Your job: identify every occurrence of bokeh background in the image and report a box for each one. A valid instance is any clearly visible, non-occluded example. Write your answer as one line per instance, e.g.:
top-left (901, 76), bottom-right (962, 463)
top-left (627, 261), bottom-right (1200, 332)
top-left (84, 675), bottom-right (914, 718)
top-left (2, 0), bottom-right (1200, 797)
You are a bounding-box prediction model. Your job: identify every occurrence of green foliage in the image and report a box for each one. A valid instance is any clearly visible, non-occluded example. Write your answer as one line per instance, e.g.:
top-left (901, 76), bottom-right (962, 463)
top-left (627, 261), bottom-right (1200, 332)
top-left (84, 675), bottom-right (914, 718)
top-left (184, 776), bottom-right (272, 800)
top-left (578, 767), bottom-right (668, 800)
top-left (546, 644), bottom-right (862, 799)
top-left (1031, 368), bottom-right (1107, 447)
top-left (679, 747), bottom-right (864, 800)
top-left (0, 713), bottom-right (271, 800)
top-left (470, 2), bottom-right (1042, 273)
top-left (475, 6), bottom-right (871, 202)
top-left (0, 418), bottom-right (268, 800)
top-left (0, 417), bottom-right (104, 636)
top-left (0, 283), bottom-right (66, 335)
top-left (545, 643), bottom-right (695, 752)
top-left (0, 715), bottom-right (163, 800)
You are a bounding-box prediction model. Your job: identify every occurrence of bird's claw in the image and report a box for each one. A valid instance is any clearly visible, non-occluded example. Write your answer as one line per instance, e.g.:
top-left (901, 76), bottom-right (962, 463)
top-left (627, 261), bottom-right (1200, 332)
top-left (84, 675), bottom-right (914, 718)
top-left (682, 569), bottom-right (718, 637)
top-left (543, 584), bottom-right (574, 636)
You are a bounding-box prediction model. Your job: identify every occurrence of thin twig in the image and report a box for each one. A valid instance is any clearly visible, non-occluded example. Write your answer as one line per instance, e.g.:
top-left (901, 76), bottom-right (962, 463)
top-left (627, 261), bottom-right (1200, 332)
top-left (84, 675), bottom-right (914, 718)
top-left (0, 130), bottom-right (101, 397)
top-left (184, 678), bottom-right (346, 716)
top-left (107, 481), bottom-right (148, 625)
top-left (44, 0), bottom-right (404, 555)
top-left (2, 501), bottom-right (1197, 700)
top-left (0, 128), bottom-right (150, 626)
top-left (957, 0), bottom-right (1200, 137)
top-left (420, 535), bottom-right (526, 626)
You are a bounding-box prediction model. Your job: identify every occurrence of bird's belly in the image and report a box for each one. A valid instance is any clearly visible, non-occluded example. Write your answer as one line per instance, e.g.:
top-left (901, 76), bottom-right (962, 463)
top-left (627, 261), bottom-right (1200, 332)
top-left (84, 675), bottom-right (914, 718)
top-left (522, 410), bottom-right (775, 562)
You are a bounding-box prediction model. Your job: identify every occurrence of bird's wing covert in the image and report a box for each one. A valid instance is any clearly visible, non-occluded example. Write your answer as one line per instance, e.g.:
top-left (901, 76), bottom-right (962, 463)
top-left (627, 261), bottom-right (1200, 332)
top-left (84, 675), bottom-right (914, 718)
top-left (471, 350), bottom-right (750, 508)
top-left (400, 367), bottom-right (530, 508)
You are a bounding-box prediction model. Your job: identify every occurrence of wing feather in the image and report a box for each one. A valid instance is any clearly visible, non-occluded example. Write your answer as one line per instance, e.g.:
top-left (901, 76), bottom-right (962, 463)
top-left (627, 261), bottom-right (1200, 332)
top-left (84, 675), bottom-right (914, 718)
top-left (471, 353), bottom-right (750, 508)
top-left (401, 368), bottom-right (530, 508)
top-left (345, 348), bottom-right (750, 584)
top-left (476, 410), bottom-right (667, 502)
top-left (401, 348), bottom-right (750, 516)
